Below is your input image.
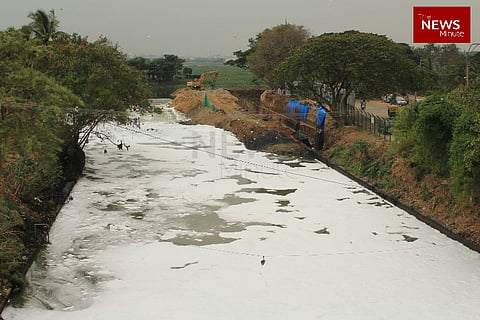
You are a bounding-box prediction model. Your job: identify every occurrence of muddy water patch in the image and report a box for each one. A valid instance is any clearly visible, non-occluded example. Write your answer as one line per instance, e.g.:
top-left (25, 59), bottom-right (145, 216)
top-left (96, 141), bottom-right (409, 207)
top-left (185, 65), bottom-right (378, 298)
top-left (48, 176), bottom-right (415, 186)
top-left (228, 175), bottom-right (256, 185)
top-left (129, 211), bottom-right (146, 220)
top-left (179, 210), bottom-right (245, 234)
top-left (276, 209), bottom-right (294, 213)
top-left (276, 200), bottom-right (290, 207)
top-left (202, 175), bottom-right (256, 186)
top-left (244, 168), bottom-right (278, 176)
top-left (159, 204), bottom-right (246, 246)
top-left (239, 187), bottom-right (297, 196)
top-left (275, 200), bottom-right (296, 213)
top-left (314, 227), bottom-right (330, 235)
top-left (357, 199), bottom-right (393, 208)
top-left (171, 168), bottom-right (208, 179)
top-left (158, 203), bottom-right (288, 246)
top-left (347, 187), bottom-right (372, 195)
top-left (171, 261), bottom-right (199, 270)
top-left (164, 233), bottom-right (239, 246)
top-left (266, 154), bottom-right (307, 168)
top-left (216, 194), bottom-right (257, 206)
top-left (99, 203), bottom-right (127, 212)
top-left (94, 190), bottom-right (116, 197)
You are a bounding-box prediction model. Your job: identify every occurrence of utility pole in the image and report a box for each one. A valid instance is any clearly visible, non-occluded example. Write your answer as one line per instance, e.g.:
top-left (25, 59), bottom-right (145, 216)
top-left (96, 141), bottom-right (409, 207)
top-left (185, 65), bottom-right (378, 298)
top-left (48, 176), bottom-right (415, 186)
top-left (466, 43), bottom-right (480, 88)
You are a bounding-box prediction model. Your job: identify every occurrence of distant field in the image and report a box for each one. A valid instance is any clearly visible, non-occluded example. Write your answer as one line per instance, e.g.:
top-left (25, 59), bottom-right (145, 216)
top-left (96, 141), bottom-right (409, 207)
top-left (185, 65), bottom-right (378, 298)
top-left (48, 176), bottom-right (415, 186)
top-left (184, 62), bottom-right (265, 88)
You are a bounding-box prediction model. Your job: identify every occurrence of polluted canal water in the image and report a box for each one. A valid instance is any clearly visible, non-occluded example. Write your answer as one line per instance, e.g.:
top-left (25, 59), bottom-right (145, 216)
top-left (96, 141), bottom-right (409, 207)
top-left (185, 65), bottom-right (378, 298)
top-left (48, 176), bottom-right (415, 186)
top-left (4, 101), bottom-right (480, 319)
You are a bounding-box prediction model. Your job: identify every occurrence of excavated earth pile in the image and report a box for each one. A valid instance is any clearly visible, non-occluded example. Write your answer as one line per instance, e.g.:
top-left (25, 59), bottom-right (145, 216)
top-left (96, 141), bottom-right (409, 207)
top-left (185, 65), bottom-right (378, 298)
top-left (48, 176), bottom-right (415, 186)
top-left (171, 88), bottom-right (309, 156)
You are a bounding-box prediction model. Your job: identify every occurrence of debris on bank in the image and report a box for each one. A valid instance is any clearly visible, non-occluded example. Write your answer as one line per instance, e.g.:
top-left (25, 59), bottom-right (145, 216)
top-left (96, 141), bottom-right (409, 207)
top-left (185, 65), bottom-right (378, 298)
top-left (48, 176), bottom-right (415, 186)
top-left (171, 88), bottom-right (307, 156)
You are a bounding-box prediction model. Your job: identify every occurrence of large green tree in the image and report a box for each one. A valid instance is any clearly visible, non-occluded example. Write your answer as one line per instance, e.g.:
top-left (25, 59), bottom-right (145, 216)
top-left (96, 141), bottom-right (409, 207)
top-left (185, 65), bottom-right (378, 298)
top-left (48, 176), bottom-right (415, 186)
top-left (37, 34), bottom-right (151, 145)
top-left (276, 31), bottom-right (418, 110)
top-left (247, 23), bottom-right (310, 85)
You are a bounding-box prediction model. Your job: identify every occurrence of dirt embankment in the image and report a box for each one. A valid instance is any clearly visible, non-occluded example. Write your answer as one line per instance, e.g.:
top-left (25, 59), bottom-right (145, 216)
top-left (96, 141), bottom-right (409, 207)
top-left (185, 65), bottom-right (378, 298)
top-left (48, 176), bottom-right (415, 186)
top-left (171, 88), bottom-right (309, 156)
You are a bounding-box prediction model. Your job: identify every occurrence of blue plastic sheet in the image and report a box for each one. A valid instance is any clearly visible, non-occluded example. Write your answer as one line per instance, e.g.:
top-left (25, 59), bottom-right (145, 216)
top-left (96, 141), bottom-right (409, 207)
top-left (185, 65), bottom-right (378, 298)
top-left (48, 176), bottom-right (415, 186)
top-left (286, 100), bottom-right (328, 129)
top-left (316, 107), bottom-right (327, 131)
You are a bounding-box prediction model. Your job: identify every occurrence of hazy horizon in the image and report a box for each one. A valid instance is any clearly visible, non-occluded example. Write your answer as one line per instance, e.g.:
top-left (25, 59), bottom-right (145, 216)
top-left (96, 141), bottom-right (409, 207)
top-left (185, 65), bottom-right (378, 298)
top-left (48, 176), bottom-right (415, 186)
top-left (2, 0), bottom-right (478, 58)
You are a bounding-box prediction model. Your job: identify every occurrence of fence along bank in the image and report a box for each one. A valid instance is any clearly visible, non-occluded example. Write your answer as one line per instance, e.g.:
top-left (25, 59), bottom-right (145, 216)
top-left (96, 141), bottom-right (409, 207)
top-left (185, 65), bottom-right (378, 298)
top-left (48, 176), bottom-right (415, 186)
top-left (259, 91), bottom-right (393, 144)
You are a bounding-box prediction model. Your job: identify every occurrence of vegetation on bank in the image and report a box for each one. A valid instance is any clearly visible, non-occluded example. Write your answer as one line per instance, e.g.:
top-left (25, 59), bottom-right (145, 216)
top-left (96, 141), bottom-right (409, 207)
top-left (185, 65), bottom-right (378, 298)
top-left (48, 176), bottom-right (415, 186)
top-left (0, 10), bottom-right (151, 296)
top-left (324, 79), bottom-right (480, 243)
top-left (393, 81), bottom-right (480, 204)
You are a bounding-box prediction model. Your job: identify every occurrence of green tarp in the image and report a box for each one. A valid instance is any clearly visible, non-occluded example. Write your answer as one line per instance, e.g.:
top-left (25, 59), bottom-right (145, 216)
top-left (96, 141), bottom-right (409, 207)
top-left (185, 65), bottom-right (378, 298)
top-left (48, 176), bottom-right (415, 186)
top-left (203, 94), bottom-right (217, 112)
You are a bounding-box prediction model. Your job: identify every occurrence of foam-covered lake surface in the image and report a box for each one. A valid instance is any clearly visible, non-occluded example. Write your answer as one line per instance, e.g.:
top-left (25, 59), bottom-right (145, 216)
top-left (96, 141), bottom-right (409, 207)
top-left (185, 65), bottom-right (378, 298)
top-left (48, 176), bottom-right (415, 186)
top-left (5, 106), bottom-right (480, 319)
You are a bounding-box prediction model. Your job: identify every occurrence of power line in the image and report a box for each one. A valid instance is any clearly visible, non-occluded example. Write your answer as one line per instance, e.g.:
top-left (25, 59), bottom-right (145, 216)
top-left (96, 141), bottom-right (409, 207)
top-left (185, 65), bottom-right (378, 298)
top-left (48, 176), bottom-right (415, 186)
top-left (191, 241), bottom-right (455, 259)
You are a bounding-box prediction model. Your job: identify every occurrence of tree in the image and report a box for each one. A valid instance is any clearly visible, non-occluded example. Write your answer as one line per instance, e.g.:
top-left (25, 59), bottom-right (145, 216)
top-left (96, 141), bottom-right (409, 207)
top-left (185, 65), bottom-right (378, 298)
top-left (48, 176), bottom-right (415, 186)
top-left (276, 31), bottom-right (418, 111)
top-left (447, 79), bottom-right (480, 203)
top-left (468, 51), bottom-right (480, 83)
top-left (247, 24), bottom-right (310, 85)
top-left (128, 55), bottom-right (185, 82)
top-left (225, 35), bottom-right (260, 69)
top-left (38, 35), bottom-right (151, 145)
top-left (412, 44), bottom-right (466, 93)
top-left (27, 9), bottom-right (59, 44)
top-left (0, 31), bottom-right (84, 203)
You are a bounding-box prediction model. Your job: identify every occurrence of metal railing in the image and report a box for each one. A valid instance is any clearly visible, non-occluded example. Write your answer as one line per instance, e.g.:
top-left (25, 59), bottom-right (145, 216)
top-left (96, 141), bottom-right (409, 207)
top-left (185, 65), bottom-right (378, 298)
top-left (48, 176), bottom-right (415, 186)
top-left (330, 104), bottom-right (393, 141)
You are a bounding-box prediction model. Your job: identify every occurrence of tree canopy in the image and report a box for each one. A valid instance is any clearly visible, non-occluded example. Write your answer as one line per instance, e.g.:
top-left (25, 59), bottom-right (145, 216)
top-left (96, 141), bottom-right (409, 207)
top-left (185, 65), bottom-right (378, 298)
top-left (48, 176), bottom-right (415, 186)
top-left (412, 44), bottom-right (466, 93)
top-left (128, 54), bottom-right (185, 82)
top-left (233, 23), bottom-right (310, 86)
top-left (0, 16), bottom-right (151, 207)
top-left (276, 31), bottom-right (418, 110)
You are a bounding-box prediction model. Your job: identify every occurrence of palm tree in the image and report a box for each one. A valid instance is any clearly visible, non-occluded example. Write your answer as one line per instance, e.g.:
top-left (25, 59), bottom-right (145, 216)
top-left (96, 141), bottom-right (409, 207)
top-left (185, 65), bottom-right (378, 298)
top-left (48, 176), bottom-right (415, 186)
top-left (28, 9), bottom-right (59, 44)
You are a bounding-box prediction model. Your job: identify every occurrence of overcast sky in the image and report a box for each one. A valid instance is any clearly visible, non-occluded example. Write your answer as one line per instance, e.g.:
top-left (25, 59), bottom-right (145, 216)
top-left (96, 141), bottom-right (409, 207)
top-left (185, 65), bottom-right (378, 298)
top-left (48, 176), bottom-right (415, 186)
top-left (1, 0), bottom-right (479, 57)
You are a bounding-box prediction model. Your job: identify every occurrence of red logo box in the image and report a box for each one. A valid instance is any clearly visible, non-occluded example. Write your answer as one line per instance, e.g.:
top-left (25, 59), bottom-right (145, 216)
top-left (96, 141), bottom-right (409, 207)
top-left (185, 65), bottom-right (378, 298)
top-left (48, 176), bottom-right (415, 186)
top-left (413, 6), bottom-right (471, 43)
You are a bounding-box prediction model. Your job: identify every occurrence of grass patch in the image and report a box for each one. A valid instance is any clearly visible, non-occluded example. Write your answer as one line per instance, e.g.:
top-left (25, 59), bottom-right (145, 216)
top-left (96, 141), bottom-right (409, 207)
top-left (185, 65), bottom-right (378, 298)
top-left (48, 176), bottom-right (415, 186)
top-left (151, 62), bottom-right (265, 98)
top-left (327, 139), bottom-right (396, 187)
top-left (184, 62), bottom-right (264, 88)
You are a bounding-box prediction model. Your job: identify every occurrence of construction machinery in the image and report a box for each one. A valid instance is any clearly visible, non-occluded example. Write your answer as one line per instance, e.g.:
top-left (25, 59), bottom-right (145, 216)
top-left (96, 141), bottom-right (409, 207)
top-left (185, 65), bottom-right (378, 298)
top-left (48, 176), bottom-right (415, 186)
top-left (186, 71), bottom-right (219, 89)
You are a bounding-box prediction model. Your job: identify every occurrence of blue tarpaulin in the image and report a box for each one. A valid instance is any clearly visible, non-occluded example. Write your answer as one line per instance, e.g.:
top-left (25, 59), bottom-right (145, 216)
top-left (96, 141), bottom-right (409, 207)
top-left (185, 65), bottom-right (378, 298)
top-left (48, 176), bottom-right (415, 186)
top-left (285, 100), bottom-right (327, 129)
top-left (316, 107), bottom-right (327, 131)
top-left (286, 100), bottom-right (309, 121)
top-left (299, 104), bottom-right (309, 122)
